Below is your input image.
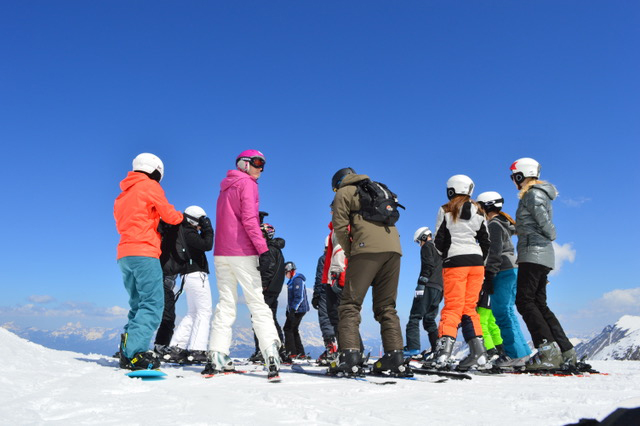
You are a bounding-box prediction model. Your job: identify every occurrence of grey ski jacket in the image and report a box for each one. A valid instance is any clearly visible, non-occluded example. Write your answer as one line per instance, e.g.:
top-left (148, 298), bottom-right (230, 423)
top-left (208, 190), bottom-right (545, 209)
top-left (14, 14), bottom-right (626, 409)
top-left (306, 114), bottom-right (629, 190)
top-left (515, 182), bottom-right (557, 269)
top-left (485, 214), bottom-right (517, 275)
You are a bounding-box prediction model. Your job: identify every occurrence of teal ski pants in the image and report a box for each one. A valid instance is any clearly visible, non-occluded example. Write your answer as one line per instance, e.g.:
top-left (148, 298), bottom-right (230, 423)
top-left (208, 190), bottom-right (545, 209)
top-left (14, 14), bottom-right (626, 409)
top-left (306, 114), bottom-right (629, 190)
top-left (118, 256), bottom-right (164, 359)
top-left (492, 268), bottom-right (531, 359)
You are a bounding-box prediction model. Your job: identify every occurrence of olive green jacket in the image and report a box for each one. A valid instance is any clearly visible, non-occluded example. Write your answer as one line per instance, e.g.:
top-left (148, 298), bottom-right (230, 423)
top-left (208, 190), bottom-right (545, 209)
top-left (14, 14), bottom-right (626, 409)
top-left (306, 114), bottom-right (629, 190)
top-left (331, 174), bottom-right (402, 258)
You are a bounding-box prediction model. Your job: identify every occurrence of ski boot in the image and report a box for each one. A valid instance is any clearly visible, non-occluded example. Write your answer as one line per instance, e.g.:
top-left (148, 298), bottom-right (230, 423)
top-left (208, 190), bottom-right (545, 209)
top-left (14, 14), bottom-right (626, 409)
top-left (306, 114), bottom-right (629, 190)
top-left (159, 346), bottom-right (188, 364)
top-left (373, 350), bottom-right (414, 377)
top-left (486, 344), bottom-right (504, 363)
top-left (185, 350), bottom-right (208, 365)
top-left (248, 350), bottom-right (265, 364)
top-left (494, 353), bottom-right (529, 369)
top-left (525, 340), bottom-right (563, 371)
top-left (201, 351), bottom-right (235, 375)
top-left (262, 341), bottom-right (282, 381)
top-left (318, 337), bottom-right (339, 366)
top-left (561, 347), bottom-right (577, 369)
top-left (432, 336), bottom-right (455, 368)
top-left (122, 351), bottom-right (161, 371)
top-left (328, 349), bottom-right (364, 377)
top-left (457, 337), bottom-right (489, 371)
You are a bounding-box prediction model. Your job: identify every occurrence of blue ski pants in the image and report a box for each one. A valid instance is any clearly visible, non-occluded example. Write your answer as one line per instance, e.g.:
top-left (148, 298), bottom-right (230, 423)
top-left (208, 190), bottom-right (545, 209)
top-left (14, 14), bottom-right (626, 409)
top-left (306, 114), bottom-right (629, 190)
top-left (491, 268), bottom-right (531, 359)
top-left (118, 256), bottom-right (164, 359)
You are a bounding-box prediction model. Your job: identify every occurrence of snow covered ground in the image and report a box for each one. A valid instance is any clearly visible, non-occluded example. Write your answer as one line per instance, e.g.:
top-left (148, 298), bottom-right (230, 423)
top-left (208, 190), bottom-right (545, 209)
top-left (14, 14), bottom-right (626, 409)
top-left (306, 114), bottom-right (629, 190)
top-left (2, 328), bottom-right (639, 426)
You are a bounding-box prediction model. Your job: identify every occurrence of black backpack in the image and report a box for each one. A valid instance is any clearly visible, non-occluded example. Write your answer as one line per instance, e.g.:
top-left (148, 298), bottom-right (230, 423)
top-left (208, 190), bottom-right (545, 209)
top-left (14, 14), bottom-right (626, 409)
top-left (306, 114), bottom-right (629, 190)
top-left (356, 179), bottom-right (405, 226)
top-left (159, 221), bottom-right (192, 276)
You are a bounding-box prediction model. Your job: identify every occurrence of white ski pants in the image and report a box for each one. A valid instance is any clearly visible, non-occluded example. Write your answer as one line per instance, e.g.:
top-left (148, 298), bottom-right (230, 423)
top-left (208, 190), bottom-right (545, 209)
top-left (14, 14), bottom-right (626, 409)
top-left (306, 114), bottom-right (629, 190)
top-left (169, 272), bottom-right (212, 351)
top-left (208, 255), bottom-right (281, 355)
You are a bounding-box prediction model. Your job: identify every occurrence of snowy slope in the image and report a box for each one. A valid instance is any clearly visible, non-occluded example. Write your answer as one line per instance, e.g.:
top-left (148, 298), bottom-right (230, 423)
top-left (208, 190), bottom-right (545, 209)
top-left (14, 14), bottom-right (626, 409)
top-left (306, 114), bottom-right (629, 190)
top-left (2, 328), bottom-right (640, 426)
top-left (576, 315), bottom-right (640, 361)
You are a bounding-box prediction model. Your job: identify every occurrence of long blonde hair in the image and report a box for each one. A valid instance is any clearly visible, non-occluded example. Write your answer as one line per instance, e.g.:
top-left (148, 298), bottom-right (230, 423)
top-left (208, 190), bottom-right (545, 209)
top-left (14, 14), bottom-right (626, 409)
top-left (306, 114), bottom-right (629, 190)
top-left (443, 195), bottom-right (480, 223)
top-left (518, 179), bottom-right (545, 199)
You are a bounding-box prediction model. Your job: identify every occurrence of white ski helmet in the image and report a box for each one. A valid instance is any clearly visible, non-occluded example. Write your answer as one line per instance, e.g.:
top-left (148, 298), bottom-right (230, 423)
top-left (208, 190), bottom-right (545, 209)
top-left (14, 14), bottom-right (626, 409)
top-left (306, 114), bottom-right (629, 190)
top-left (184, 205), bottom-right (207, 226)
top-left (132, 153), bottom-right (164, 182)
top-left (510, 157), bottom-right (541, 186)
top-left (413, 227), bottom-right (432, 244)
top-left (476, 191), bottom-right (504, 211)
top-left (446, 174), bottom-right (474, 200)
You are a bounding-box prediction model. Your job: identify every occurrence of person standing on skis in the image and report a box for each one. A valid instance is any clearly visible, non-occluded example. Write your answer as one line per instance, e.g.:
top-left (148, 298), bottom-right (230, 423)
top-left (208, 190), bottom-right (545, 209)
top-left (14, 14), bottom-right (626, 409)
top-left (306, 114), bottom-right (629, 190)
top-left (114, 153), bottom-right (183, 370)
top-left (283, 262), bottom-right (310, 359)
top-left (248, 222), bottom-right (287, 363)
top-left (476, 191), bottom-right (531, 368)
top-left (312, 236), bottom-right (337, 365)
top-left (431, 175), bottom-right (490, 371)
top-left (329, 167), bottom-right (410, 377)
top-left (510, 158), bottom-right (575, 370)
top-left (165, 206), bottom-right (214, 364)
top-left (404, 227), bottom-right (443, 359)
top-left (203, 150), bottom-right (282, 380)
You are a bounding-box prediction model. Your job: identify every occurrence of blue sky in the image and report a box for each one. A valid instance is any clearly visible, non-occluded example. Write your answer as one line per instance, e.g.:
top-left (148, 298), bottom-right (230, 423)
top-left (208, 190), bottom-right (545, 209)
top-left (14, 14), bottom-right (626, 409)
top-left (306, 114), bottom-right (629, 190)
top-left (1, 1), bottom-right (638, 340)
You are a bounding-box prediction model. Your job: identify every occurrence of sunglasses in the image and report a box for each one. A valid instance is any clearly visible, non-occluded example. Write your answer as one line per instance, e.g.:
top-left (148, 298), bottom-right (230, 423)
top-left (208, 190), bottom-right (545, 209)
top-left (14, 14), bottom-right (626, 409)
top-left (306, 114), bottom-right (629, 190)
top-left (249, 157), bottom-right (266, 170)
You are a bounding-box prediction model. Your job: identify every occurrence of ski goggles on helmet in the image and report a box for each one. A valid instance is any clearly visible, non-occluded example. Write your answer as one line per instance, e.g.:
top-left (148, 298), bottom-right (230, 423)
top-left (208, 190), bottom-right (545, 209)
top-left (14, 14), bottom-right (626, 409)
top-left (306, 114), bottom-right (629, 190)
top-left (239, 156), bottom-right (266, 170)
top-left (249, 157), bottom-right (266, 169)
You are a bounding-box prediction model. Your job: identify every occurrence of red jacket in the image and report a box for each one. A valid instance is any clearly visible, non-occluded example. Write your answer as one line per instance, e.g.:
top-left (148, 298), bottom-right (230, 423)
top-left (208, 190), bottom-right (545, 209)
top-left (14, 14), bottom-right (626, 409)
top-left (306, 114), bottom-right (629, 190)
top-left (322, 222), bottom-right (348, 288)
top-left (114, 172), bottom-right (183, 259)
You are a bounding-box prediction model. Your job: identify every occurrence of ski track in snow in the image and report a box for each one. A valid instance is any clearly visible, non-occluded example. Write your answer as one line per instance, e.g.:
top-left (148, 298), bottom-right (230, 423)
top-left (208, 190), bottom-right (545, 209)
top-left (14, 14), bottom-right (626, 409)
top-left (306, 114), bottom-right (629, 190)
top-left (1, 329), bottom-right (640, 425)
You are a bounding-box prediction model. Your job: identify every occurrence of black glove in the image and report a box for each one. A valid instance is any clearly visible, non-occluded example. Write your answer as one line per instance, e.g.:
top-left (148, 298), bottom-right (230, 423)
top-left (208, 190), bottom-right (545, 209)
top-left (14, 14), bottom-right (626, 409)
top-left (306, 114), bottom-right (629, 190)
top-left (483, 272), bottom-right (495, 295)
top-left (418, 276), bottom-right (429, 285)
top-left (199, 216), bottom-right (212, 229)
top-left (312, 295), bottom-right (320, 310)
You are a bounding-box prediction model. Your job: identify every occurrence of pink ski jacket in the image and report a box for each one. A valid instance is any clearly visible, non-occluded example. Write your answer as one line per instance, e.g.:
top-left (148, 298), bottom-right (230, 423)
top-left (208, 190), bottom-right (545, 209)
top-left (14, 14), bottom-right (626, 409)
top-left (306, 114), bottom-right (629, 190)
top-left (214, 170), bottom-right (268, 256)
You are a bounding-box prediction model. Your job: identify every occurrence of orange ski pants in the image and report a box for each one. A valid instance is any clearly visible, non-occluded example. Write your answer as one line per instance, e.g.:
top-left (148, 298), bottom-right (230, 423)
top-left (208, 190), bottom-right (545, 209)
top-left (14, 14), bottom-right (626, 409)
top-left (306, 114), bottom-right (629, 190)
top-left (438, 266), bottom-right (485, 340)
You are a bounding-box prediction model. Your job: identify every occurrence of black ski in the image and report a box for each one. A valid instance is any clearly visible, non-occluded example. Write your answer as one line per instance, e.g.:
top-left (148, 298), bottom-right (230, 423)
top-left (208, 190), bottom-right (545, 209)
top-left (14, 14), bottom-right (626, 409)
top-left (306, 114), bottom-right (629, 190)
top-left (410, 367), bottom-right (472, 380)
top-left (290, 364), bottom-right (397, 385)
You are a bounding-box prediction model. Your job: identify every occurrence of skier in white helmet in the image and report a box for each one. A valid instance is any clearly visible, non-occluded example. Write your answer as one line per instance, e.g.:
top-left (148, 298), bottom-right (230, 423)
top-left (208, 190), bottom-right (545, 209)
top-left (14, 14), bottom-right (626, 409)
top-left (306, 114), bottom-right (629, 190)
top-left (431, 175), bottom-right (491, 371)
top-left (404, 226), bottom-right (443, 360)
top-left (509, 158), bottom-right (575, 370)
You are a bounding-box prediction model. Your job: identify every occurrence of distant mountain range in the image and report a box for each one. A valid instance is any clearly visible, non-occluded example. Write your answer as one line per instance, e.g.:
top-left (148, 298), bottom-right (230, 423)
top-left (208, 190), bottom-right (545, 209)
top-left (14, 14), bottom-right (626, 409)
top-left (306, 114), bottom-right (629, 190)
top-left (575, 315), bottom-right (640, 360)
top-left (5, 315), bottom-right (640, 361)
top-left (0, 320), bottom-right (383, 359)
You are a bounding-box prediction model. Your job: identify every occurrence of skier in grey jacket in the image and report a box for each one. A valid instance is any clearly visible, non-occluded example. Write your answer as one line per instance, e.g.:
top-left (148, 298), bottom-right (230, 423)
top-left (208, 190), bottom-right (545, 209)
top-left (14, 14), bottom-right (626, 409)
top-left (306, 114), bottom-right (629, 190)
top-left (510, 158), bottom-right (575, 371)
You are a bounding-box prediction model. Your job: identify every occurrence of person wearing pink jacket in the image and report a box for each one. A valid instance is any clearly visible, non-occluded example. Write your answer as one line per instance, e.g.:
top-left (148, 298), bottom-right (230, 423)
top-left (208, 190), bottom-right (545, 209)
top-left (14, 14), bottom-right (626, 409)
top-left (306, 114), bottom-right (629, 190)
top-left (203, 150), bottom-right (282, 381)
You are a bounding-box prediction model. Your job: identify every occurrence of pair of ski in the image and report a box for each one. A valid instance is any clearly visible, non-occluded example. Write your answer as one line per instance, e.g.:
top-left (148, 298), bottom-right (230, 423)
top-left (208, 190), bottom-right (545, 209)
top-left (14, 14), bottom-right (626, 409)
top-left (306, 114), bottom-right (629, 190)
top-left (290, 364), bottom-right (472, 384)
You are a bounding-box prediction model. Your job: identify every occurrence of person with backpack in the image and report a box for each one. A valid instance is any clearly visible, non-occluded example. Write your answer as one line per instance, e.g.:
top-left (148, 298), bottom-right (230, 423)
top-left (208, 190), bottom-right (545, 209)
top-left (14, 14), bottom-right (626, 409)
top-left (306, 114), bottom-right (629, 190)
top-left (248, 222), bottom-right (287, 363)
top-left (162, 206), bottom-right (214, 364)
top-left (152, 221), bottom-right (182, 359)
top-left (114, 153), bottom-right (183, 370)
top-left (283, 262), bottom-right (310, 359)
top-left (404, 227), bottom-right (443, 359)
top-left (328, 167), bottom-right (411, 377)
top-left (431, 175), bottom-right (491, 371)
top-left (203, 150), bottom-right (282, 381)
top-left (510, 158), bottom-right (575, 370)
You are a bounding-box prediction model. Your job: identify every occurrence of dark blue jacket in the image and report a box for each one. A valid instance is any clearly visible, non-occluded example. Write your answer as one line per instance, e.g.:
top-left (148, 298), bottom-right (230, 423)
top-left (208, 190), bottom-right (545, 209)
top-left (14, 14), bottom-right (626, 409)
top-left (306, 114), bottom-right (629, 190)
top-left (287, 273), bottom-right (310, 314)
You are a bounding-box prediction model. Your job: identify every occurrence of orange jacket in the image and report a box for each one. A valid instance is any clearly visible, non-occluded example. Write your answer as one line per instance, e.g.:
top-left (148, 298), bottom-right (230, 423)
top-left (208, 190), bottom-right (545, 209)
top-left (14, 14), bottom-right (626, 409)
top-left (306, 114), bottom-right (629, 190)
top-left (114, 172), bottom-right (183, 259)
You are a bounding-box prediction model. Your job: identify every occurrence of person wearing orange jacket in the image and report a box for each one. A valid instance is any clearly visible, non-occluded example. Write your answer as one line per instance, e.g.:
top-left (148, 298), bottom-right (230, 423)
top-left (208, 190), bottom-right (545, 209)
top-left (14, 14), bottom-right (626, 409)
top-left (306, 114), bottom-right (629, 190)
top-left (432, 175), bottom-right (490, 371)
top-left (114, 153), bottom-right (183, 370)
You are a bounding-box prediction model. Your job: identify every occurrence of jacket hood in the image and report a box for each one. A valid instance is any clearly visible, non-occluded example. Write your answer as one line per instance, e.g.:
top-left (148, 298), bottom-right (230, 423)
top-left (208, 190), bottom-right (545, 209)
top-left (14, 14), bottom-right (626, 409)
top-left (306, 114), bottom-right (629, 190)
top-left (291, 273), bottom-right (306, 282)
top-left (220, 169), bottom-right (256, 192)
top-left (531, 182), bottom-right (558, 200)
top-left (270, 237), bottom-right (285, 249)
top-left (120, 171), bottom-right (151, 191)
top-left (495, 214), bottom-right (516, 235)
top-left (339, 173), bottom-right (370, 188)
